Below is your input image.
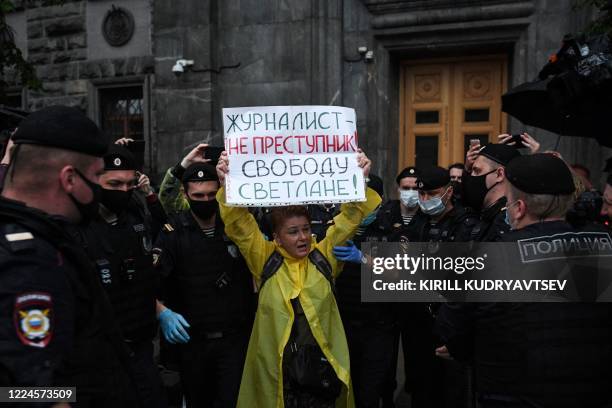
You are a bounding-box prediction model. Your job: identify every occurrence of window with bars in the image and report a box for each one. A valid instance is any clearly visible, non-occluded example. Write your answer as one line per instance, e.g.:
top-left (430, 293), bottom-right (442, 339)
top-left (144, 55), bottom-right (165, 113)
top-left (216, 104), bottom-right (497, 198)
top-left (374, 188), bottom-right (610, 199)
top-left (99, 86), bottom-right (144, 142)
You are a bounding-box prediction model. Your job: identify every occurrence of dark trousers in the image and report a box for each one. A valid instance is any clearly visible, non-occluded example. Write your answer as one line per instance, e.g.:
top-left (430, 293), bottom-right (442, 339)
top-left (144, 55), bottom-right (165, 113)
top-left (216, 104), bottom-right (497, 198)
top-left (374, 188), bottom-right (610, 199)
top-left (178, 330), bottom-right (249, 408)
top-left (381, 328), bottom-right (399, 408)
top-left (127, 340), bottom-right (167, 408)
top-left (345, 322), bottom-right (396, 408)
top-left (401, 305), bottom-right (472, 408)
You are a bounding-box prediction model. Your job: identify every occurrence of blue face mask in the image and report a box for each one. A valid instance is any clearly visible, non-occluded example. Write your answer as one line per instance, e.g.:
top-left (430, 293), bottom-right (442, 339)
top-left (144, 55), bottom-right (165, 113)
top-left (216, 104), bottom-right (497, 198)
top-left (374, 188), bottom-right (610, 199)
top-left (361, 208), bottom-right (379, 227)
top-left (419, 188), bottom-right (450, 216)
top-left (503, 200), bottom-right (519, 228)
top-left (400, 189), bottom-right (419, 208)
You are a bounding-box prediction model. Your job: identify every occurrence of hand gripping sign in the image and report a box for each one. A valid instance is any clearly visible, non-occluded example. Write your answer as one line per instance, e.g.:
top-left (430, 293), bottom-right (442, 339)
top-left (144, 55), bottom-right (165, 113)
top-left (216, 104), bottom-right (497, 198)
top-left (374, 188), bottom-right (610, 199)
top-left (223, 106), bottom-right (366, 206)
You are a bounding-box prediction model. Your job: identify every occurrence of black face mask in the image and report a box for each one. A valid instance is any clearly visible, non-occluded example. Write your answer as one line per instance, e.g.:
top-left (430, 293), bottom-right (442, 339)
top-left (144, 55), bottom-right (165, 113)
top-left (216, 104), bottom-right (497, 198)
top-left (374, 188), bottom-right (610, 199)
top-left (100, 188), bottom-right (133, 215)
top-left (189, 199), bottom-right (218, 220)
top-left (70, 168), bottom-right (102, 225)
top-left (462, 170), bottom-right (499, 212)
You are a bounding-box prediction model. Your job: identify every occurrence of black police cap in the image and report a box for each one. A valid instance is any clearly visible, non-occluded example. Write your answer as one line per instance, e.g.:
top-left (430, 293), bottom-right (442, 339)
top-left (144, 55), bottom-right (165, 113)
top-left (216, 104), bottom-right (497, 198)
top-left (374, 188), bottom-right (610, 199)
top-left (182, 163), bottom-right (219, 183)
top-left (104, 144), bottom-right (136, 171)
top-left (506, 153), bottom-right (575, 195)
top-left (396, 166), bottom-right (419, 185)
top-left (478, 143), bottom-right (520, 166)
top-left (12, 105), bottom-right (108, 157)
top-left (417, 166), bottom-right (450, 190)
top-left (367, 173), bottom-right (384, 198)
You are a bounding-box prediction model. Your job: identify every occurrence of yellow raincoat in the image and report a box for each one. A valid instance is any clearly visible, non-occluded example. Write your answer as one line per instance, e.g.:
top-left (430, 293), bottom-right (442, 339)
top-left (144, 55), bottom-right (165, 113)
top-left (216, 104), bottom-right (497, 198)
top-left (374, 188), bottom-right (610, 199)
top-left (217, 186), bottom-right (381, 408)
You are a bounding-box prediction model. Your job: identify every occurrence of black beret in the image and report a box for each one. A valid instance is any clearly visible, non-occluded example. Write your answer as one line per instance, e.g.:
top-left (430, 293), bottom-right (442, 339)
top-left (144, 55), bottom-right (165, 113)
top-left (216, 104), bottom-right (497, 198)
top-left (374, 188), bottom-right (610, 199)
top-left (367, 173), bottom-right (384, 198)
top-left (506, 154), bottom-right (575, 195)
top-left (478, 143), bottom-right (521, 166)
top-left (104, 144), bottom-right (136, 171)
top-left (396, 166), bottom-right (419, 184)
top-left (12, 105), bottom-right (108, 157)
top-left (182, 163), bottom-right (219, 183)
top-left (417, 166), bottom-right (450, 190)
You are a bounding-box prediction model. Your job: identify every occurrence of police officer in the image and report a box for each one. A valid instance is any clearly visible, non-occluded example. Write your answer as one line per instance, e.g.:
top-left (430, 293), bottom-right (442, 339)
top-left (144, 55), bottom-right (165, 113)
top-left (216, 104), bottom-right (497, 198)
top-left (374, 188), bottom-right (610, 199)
top-left (436, 154), bottom-right (612, 408)
top-left (377, 167), bottom-right (429, 407)
top-left (0, 106), bottom-right (136, 406)
top-left (154, 163), bottom-right (254, 408)
top-left (462, 144), bottom-right (520, 242)
top-left (74, 144), bottom-right (166, 407)
top-left (379, 167), bottom-right (427, 238)
top-left (415, 166), bottom-right (477, 243)
top-left (333, 175), bottom-right (397, 408)
top-left (410, 166), bottom-right (478, 408)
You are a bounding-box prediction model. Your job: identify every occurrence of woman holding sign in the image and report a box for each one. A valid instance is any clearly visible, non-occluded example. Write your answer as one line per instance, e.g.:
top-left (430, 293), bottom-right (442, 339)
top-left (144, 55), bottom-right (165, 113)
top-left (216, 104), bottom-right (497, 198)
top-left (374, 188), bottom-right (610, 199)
top-left (216, 150), bottom-right (380, 408)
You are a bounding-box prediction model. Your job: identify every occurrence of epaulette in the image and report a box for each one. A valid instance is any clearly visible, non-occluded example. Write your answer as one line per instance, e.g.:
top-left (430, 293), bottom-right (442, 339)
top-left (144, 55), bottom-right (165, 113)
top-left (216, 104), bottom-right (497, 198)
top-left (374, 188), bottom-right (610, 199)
top-left (1, 224), bottom-right (36, 253)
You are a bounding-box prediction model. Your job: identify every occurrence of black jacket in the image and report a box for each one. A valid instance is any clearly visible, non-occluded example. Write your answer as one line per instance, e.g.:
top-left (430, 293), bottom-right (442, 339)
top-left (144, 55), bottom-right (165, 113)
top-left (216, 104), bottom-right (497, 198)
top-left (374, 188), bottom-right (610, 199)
top-left (0, 198), bottom-right (137, 406)
top-left (436, 221), bottom-right (612, 407)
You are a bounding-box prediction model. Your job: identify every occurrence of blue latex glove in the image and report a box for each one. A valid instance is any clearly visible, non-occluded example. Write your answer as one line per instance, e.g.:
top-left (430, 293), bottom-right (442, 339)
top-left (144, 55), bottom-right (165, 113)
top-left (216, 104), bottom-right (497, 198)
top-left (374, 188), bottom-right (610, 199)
top-left (332, 240), bottom-right (363, 264)
top-left (158, 308), bottom-right (191, 344)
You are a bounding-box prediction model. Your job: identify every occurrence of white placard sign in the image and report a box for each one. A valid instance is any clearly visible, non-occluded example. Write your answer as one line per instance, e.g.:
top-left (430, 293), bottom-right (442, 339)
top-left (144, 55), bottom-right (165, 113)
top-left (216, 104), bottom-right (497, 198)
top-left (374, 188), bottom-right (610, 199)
top-left (223, 105), bottom-right (365, 206)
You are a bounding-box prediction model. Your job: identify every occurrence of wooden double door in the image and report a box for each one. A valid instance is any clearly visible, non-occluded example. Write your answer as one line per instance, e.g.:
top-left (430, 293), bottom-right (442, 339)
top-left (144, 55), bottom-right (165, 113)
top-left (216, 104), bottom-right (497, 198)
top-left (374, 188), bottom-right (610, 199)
top-left (399, 56), bottom-right (508, 169)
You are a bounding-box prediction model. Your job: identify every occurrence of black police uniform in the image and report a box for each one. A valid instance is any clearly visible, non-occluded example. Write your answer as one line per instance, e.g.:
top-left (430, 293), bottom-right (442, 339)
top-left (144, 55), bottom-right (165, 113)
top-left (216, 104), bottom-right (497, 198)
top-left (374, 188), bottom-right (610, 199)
top-left (469, 197), bottom-right (509, 242)
top-left (336, 218), bottom-right (398, 407)
top-left (378, 166), bottom-right (427, 406)
top-left (437, 154), bottom-right (612, 408)
top-left (155, 210), bottom-right (255, 408)
top-left (376, 199), bottom-right (428, 404)
top-left (69, 144), bottom-right (167, 407)
top-left (399, 206), bottom-right (478, 408)
top-left (437, 221), bottom-right (612, 408)
top-left (0, 106), bottom-right (137, 407)
top-left (410, 167), bottom-right (477, 408)
top-left (378, 199), bottom-right (428, 242)
top-left (75, 196), bottom-right (165, 407)
top-left (0, 199), bottom-right (138, 407)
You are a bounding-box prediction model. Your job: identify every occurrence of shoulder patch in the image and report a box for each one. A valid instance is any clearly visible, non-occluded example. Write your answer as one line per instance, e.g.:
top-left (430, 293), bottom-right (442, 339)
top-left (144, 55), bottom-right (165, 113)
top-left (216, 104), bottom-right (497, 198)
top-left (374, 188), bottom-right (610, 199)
top-left (14, 292), bottom-right (53, 348)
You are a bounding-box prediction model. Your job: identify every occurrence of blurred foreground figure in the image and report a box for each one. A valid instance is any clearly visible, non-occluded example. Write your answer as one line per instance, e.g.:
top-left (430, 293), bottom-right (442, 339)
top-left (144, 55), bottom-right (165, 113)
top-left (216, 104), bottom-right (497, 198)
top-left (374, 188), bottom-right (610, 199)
top-left (0, 106), bottom-right (137, 407)
top-left (437, 154), bottom-right (612, 408)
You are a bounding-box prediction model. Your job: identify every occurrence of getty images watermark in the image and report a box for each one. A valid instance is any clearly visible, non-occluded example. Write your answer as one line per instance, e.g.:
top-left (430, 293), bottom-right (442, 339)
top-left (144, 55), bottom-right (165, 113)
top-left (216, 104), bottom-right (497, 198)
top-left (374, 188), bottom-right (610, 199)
top-left (360, 232), bottom-right (612, 302)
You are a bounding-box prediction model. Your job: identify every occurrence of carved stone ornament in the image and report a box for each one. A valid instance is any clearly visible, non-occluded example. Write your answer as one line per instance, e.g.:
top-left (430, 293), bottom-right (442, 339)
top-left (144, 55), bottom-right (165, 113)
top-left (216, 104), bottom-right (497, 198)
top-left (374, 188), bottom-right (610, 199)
top-left (102, 5), bottom-right (135, 47)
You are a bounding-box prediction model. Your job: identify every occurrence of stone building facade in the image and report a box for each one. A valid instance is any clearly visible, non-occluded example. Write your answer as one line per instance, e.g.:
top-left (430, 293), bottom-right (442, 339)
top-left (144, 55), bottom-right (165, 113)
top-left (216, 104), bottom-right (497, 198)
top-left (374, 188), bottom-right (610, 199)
top-left (3, 0), bottom-right (610, 192)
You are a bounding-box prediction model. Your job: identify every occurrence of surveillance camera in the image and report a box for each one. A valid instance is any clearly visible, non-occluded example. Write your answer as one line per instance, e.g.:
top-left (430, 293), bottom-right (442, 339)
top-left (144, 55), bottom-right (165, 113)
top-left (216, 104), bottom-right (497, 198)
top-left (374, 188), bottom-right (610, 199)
top-left (172, 59), bottom-right (194, 76)
top-left (364, 51), bottom-right (374, 62)
top-left (357, 46), bottom-right (368, 55)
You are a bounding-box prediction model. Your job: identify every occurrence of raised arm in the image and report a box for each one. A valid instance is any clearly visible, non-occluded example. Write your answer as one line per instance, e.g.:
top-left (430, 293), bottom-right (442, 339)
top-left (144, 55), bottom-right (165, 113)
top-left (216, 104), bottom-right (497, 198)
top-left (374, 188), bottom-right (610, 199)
top-left (158, 167), bottom-right (190, 214)
top-left (318, 150), bottom-right (381, 277)
top-left (216, 152), bottom-right (274, 281)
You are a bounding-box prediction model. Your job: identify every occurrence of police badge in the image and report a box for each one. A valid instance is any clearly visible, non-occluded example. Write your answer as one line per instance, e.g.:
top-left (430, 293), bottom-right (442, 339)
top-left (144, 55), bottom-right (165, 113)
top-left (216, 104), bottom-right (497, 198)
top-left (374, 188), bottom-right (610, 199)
top-left (14, 292), bottom-right (53, 348)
